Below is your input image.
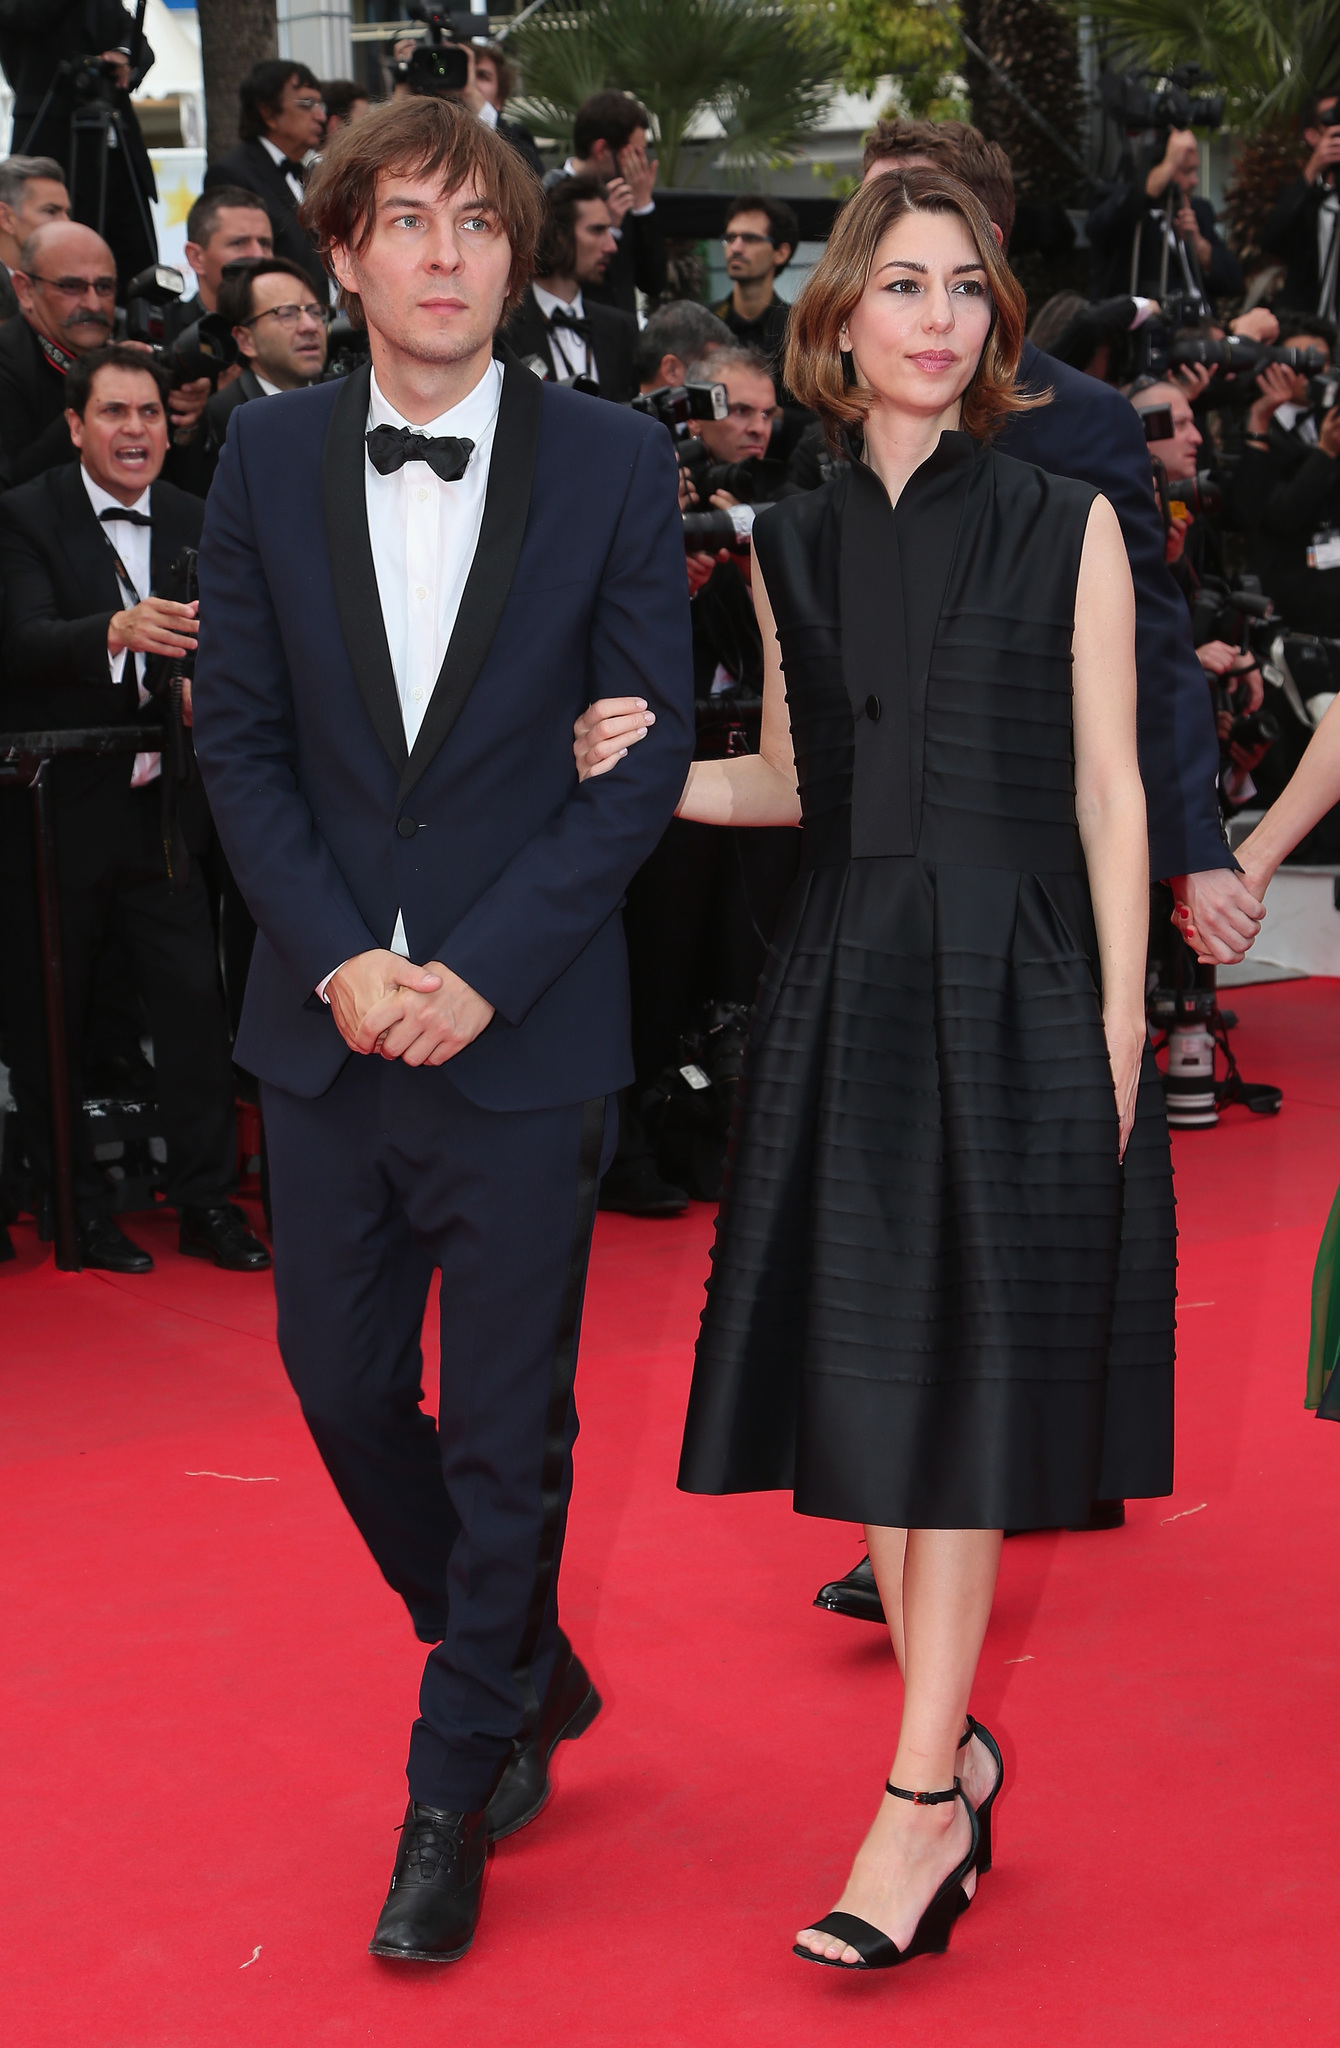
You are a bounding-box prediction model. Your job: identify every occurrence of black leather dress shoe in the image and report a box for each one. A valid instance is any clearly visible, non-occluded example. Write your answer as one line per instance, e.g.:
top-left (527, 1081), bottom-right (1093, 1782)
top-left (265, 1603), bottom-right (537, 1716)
top-left (1068, 1498), bottom-right (1126, 1532)
top-left (814, 1554), bottom-right (886, 1624)
top-left (485, 1639), bottom-right (602, 1840)
top-left (597, 1156), bottom-right (689, 1217)
top-left (79, 1216), bottom-right (153, 1274)
top-left (178, 1203), bottom-right (271, 1271)
top-left (368, 1802), bottom-right (489, 1962)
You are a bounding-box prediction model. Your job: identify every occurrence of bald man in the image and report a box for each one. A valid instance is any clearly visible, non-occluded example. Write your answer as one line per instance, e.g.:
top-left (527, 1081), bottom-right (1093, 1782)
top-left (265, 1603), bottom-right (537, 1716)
top-left (0, 221), bottom-right (208, 486)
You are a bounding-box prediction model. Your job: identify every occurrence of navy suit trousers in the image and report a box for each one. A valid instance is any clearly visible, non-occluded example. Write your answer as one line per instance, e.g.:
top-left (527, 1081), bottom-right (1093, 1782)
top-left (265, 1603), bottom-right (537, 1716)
top-left (263, 1057), bottom-right (617, 1810)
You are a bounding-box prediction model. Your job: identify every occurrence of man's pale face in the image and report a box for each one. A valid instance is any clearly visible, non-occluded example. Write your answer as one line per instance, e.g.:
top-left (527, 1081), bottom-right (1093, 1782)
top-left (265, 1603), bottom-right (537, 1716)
top-left (14, 221), bottom-right (116, 353)
top-left (236, 268), bottom-right (329, 387)
top-left (723, 208), bottom-right (785, 287)
top-left (67, 367), bottom-right (168, 499)
top-left (264, 74), bottom-right (327, 159)
top-left (696, 366), bottom-right (777, 464)
top-left (330, 172), bottom-right (514, 368)
top-left (185, 205), bottom-right (274, 306)
top-left (1140, 385), bottom-right (1202, 477)
top-left (572, 198), bottom-right (616, 286)
top-left (16, 176), bottom-right (71, 241)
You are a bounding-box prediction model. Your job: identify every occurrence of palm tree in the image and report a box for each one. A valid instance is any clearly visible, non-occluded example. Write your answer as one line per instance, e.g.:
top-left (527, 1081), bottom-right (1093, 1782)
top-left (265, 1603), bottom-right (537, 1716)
top-left (506, 0), bottom-right (844, 185)
top-left (1081, 0), bottom-right (1340, 132)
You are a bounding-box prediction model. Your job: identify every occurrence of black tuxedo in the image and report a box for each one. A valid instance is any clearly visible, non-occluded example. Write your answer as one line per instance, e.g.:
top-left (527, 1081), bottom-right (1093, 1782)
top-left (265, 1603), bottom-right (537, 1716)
top-left (203, 141), bottom-right (327, 303)
top-left (1262, 174), bottom-right (1338, 314)
top-left (501, 284), bottom-right (638, 402)
top-left (0, 461), bottom-right (236, 1220)
top-left (0, 0), bottom-right (158, 282)
top-left (0, 312), bottom-right (75, 485)
top-left (193, 353), bottom-right (692, 1807)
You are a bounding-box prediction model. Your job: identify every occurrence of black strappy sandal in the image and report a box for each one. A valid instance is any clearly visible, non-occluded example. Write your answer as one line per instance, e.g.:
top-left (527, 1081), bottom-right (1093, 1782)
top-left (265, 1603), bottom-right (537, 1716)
top-left (958, 1715), bottom-right (1004, 1874)
top-left (793, 1783), bottom-right (979, 1971)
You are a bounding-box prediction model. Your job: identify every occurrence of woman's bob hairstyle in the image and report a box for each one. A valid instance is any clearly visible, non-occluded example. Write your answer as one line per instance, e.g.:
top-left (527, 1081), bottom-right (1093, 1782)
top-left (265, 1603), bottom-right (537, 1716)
top-left (785, 167), bottom-right (1045, 446)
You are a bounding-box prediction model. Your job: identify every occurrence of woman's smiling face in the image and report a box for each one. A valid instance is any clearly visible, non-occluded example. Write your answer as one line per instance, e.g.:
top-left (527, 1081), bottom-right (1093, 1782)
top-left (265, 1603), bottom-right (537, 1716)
top-left (842, 204), bottom-right (994, 424)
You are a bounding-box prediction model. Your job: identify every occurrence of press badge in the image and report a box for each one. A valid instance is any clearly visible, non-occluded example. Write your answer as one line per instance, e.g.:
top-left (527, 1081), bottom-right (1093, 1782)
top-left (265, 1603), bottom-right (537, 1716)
top-left (1307, 527), bottom-right (1340, 571)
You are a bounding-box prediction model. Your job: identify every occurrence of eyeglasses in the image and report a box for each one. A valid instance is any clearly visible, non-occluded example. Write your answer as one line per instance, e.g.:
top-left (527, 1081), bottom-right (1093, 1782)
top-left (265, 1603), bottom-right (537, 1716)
top-left (722, 231), bottom-right (775, 249)
top-left (290, 95), bottom-right (326, 112)
top-left (241, 301), bottom-right (330, 329)
top-left (29, 273), bottom-right (117, 297)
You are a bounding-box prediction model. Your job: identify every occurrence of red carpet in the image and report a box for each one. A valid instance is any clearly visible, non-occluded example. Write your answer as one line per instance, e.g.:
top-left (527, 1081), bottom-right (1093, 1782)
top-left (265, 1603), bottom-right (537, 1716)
top-left (4, 977), bottom-right (1340, 2046)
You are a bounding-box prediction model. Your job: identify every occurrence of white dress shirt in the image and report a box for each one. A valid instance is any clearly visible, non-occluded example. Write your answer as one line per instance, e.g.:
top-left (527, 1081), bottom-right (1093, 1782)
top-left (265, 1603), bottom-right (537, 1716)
top-left (82, 467), bottom-right (160, 789)
top-left (532, 281), bottom-right (591, 381)
top-left (318, 358), bottom-right (501, 994)
top-left (260, 133), bottom-right (307, 207)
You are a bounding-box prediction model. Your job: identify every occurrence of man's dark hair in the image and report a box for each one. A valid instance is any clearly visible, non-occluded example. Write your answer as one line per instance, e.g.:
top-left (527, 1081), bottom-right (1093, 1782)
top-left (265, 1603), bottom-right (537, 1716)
top-left (185, 185), bottom-right (272, 248)
top-left (535, 174), bottom-right (606, 282)
top-left (66, 342), bottom-right (170, 419)
top-left (476, 43), bottom-right (517, 109)
top-left (321, 80), bottom-right (370, 124)
top-left (634, 299), bottom-right (734, 384)
top-left (239, 60), bottom-right (322, 143)
top-left (572, 90), bottom-right (650, 163)
top-left (724, 192), bottom-right (801, 269)
top-left (303, 97), bottom-right (544, 324)
top-left (1276, 311), bottom-right (1337, 352)
top-left (1302, 89), bottom-right (1340, 132)
top-left (217, 255), bottom-right (319, 329)
top-left (861, 116), bottom-right (1016, 248)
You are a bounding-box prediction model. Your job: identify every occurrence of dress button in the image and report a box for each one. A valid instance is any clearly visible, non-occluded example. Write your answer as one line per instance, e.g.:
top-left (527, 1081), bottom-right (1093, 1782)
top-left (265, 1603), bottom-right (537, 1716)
top-left (865, 694), bottom-right (882, 722)
top-left (397, 817), bottom-right (418, 839)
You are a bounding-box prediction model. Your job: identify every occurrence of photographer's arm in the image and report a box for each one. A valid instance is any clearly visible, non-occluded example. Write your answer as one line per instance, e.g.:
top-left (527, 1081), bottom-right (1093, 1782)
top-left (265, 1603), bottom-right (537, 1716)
top-left (191, 426), bottom-right (384, 1002)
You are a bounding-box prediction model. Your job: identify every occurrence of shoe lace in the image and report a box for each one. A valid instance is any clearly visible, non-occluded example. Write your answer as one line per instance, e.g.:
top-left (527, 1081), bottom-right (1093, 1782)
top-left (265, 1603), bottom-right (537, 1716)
top-left (400, 1806), bottom-right (468, 1883)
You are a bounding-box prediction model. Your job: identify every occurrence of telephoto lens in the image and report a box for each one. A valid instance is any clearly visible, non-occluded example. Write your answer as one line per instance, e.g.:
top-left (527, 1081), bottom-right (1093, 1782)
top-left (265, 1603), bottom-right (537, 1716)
top-left (681, 503), bottom-right (766, 552)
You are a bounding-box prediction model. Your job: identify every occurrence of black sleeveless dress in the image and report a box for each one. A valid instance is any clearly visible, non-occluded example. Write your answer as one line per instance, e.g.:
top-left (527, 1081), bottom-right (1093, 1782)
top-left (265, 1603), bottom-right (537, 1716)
top-left (677, 433), bottom-right (1176, 1530)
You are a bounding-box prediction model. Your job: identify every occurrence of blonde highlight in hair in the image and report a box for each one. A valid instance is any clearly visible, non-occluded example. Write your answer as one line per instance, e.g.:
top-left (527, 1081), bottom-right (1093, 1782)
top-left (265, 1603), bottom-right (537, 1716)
top-left (784, 169), bottom-right (1047, 447)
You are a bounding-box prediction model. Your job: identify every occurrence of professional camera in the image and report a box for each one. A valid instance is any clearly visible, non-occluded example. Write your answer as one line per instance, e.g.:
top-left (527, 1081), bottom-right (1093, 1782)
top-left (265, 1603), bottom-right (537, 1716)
top-left (398, 5), bottom-right (480, 96)
top-left (1134, 295), bottom-right (1328, 381)
top-left (1190, 574), bottom-right (1340, 742)
top-left (681, 503), bottom-right (770, 553)
top-left (632, 382), bottom-right (729, 436)
top-left (121, 264), bottom-right (240, 387)
top-left (66, 54), bottom-right (124, 111)
top-left (1099, 64), bottom-right (1224, 135)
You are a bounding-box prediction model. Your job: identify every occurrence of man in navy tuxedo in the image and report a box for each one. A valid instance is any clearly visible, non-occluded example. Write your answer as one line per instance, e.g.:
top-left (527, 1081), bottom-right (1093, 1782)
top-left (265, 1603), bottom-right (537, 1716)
top-left (191, 99), bottom-right (694, 1963)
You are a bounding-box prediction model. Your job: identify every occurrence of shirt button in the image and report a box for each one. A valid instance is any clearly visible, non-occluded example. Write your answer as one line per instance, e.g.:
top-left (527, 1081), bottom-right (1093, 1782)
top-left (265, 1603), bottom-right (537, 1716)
top-left (415, 586), bottom-right (427, 601)
top-left (416, 488), bottom-right (428, 502)
top-left (413, 688), bottom-right (423, 702)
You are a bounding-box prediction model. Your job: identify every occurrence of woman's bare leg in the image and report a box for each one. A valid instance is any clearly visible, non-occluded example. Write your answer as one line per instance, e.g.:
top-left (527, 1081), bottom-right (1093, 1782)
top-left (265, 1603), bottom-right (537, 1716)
top-left (797, 1527), bottom-right (1003, 1964)
top-left (868, 1524), bottom-right (999, 1815)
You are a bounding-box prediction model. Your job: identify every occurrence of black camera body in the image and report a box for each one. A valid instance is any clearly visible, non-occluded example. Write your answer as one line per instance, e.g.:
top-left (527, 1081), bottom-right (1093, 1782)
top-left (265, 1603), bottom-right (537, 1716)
top-left (1099, 64), bottom-right (1224, 135)
top-left (632, 382), bottom-right (729, 435)
top-left (67, 53), bottom-right (124, 111)
top-left (121, 264), bottom-right (240, 388)
top-left (1135, 292), bottom-right (1328, 383)
top-left (1190, 577), bottom-right (1281, 753)
top-left (399, 5), bottom-right (479, 96)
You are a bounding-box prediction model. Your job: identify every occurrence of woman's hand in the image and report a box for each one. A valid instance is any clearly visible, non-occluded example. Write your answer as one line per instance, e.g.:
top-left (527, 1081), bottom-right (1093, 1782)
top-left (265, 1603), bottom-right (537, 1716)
top-left (573, 697), bottom-right (654, 780)
top-left (1105, 1014), bottom-right (1144, 1162)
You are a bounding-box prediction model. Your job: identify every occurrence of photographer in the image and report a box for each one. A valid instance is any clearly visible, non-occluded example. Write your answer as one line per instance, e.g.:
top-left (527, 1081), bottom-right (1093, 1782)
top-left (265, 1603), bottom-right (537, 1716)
top-left (203, 60), bottom-right (329, 304)
top-left (0, 1), bottom-right (157, 286)
top-left (0, 154), bottom-right (70, 319)
top-left (1236, 317), bottom-right (1340, 635)
top-left (679, 341), bottom-right (787, 519)
top-left (180, 186), bottom-right (274, 321)
top-left (197, 256), bottom-right (329, 483)
top-left (502, 176), bottom-right (638, 401)
top-left (545, 91), bottom-right (665, 314)
top-left (392, 25), bottom-right (544, 177)
top-left (635, 299), bottom-right (733, 394)
top-left (0, 218), bottom-right (206, 486)
top-left (1087, 129), bottom-right (1242, 313)
top-left (1262, 92), bottom-right (1340, 321)
top-left (0, 344), bottom-right (268, 1275)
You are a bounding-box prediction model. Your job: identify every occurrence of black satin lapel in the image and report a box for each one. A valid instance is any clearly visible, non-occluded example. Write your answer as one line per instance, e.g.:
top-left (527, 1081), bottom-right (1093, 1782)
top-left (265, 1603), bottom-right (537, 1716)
top-left (322, 358), bottom-right (408, 774)
top-left (840, 457), bottom-right (913, 856)
top-left (397, 352), bottom-right (542, 804)
top-left (896, 435), bottom-right (977, 841)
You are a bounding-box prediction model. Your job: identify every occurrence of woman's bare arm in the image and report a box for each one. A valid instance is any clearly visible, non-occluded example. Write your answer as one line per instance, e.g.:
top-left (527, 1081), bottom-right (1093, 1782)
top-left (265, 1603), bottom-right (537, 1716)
top-left (1072, 493), bottom-right (1149, 1158)
top-left (1233, 692), bottom-right (1340, 896)
top-left (573, 546), bottom-right (802, 828)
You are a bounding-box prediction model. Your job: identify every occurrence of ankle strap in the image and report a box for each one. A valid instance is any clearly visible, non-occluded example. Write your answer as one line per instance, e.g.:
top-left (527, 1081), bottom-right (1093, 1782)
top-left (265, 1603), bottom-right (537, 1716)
top-left (956, 1715), bottom-right (977, 1749)
top-left (885, 1779), bottom-right (961, 1805)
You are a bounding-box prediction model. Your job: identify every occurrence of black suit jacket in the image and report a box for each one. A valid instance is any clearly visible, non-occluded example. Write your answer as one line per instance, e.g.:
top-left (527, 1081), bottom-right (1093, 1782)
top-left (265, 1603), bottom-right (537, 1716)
top-left (1262, 174), bottom-right (1334, 312)
top-left (1085, 183), bottom-right (1242, 305)
top-left (0, 461), bottom-right (205, 883)
top-left (0, 311), bottom-right (74, 485)
top-left (0, 263), bottom-right (19, 323)
top-left (501, 285), bottom-right (638, 403)
top-left (192, 349), bottom-right (695, 1108)
top-left (203, 141), bottom-right (327, 302)
top-left (587, 208), bottom-right (667, 316)
top-left (0, 0), bottom-right (156, 202)
top-left (999, 342), bottom-right (1229, 880)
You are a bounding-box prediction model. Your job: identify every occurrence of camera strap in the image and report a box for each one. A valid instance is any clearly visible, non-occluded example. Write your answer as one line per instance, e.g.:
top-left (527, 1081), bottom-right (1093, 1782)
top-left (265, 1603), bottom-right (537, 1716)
top-left (97, 527), bottom-right (143, 606)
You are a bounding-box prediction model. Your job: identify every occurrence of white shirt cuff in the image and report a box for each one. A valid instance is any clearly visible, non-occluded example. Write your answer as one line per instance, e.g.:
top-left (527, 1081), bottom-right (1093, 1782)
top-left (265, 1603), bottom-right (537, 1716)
top-left (631, 201), bottom-right (655, 216)
top-left (477, 100), bottom-right (498, 128)
top-left (108, 645), bottom-right (128, 684)
top-left (317, 963), bottom-right (346, 1003)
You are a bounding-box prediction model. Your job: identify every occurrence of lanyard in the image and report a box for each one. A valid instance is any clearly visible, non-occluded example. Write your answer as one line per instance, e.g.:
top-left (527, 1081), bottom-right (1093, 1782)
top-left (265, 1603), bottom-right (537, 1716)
top-left (99, 527), bottom-right (143, 605)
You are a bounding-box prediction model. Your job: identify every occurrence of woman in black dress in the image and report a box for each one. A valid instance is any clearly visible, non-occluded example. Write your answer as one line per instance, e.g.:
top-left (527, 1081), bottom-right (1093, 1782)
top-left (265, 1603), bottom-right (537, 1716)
top-left (577, 170), bottom-right (1174, 1971)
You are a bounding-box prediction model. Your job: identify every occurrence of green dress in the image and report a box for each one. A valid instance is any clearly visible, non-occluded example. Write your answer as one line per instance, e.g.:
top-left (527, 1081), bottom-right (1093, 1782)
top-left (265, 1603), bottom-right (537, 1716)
top-left (1309, 1181), bottom-right (1340, 1418)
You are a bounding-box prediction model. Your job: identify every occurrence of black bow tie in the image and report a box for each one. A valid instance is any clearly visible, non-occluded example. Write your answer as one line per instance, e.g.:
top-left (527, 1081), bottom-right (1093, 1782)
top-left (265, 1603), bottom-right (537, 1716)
top-left (547, 306), bottom-right (592, 343)
top-left (99, 506), bottom-right (152, 526)
top-left (365, 424), bottom-right (475, 483)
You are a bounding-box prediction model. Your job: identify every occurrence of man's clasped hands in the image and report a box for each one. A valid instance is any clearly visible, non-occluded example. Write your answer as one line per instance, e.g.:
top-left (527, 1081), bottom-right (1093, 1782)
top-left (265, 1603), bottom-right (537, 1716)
top-left (326, 951), bottom-right (495, 1068)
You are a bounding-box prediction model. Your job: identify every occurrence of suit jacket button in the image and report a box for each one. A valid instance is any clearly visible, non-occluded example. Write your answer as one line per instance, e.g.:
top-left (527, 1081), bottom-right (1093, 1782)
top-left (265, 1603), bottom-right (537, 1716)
top-left (397, 816), bottom-right (418, 838)
top-left (865, 694), bottom-right (882, 722)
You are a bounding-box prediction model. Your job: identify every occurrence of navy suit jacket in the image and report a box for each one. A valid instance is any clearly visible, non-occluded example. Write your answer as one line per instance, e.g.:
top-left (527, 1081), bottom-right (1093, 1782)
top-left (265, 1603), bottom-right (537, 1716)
top-left (998, 343), bottom-right (1230, 881)
top-left (192, 352), bottom-right (695, 1109)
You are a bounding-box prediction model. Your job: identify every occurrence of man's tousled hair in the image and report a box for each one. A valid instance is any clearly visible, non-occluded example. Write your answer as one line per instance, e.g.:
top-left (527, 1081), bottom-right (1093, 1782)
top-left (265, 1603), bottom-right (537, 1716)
top-left (302, 97), bottom-right (544, 325)
top-left (862, 117), bottom-right (1016, 248)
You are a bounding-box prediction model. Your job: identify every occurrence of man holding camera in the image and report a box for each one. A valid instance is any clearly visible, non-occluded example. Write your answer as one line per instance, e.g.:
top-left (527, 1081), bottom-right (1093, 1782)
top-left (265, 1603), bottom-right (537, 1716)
top-left (1087, 127), bottom-right (1242, 313)
top-left (0, 154), bottom-right (70, 320)
top-left (1264, 93), bottom-right (1340, 322)
top-left (0, 0), bottom-right (157, 286)
top-left (0, 343), bottom-right (268, 1274)
top-left (503, 175), bottom-right (638, 401)
top-left (1237, 319), bottom-right (1340, 636)
top-left (203, 60), bottom-right (329, 304)
top-left (180, 187), bottom-right (274, 322)
top-left (544, 91), bottom-right (665, 315)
